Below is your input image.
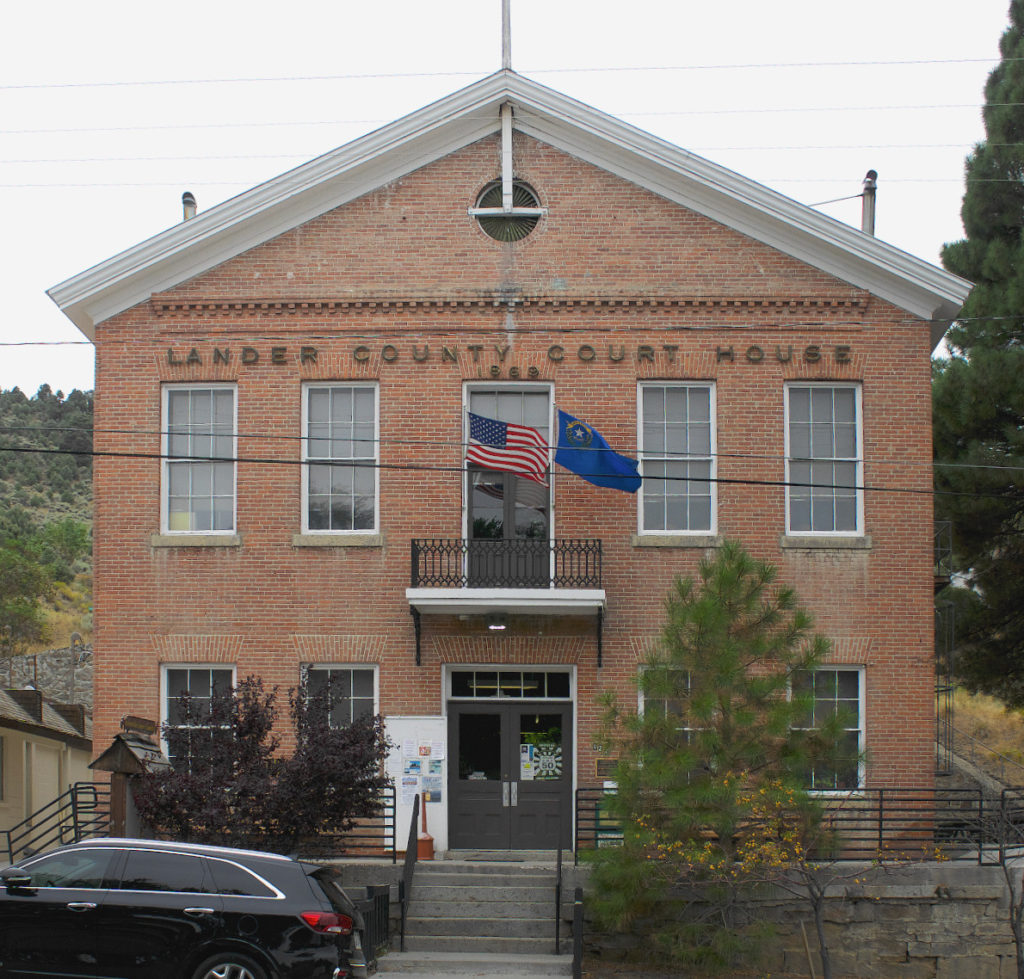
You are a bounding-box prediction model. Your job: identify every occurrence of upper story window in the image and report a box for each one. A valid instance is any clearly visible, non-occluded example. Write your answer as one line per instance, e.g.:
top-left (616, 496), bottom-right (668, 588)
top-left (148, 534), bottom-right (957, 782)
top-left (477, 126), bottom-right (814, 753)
top-left (162, 385), bottom-right (236, 533)
top-left (785, 384), bottom-right (862, 535)
top-left (638, 383), bottom-right (715, 534)
top-left (465, 387), bottom-right (551, 540)
top-left (302, 384), bottom-right (378, 533)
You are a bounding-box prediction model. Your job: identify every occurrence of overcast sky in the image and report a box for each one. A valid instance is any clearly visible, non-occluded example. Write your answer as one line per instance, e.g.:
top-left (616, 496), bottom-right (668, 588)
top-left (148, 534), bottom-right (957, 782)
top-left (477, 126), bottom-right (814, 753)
top-left (0, 0), bottom-right (1012, 395)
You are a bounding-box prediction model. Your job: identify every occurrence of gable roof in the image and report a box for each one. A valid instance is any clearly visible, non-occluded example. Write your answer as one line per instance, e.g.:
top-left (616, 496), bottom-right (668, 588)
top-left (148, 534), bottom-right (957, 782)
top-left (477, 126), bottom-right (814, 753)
top-left (0, 688), bottom-right (91, 750)
top-left (49, 70), bottom-right (970, 348)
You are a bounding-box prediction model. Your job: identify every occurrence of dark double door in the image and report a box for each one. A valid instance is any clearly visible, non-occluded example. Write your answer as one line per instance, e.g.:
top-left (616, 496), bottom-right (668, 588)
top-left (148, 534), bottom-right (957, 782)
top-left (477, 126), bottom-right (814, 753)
top-left (448, 702), bottom-right (572, 850)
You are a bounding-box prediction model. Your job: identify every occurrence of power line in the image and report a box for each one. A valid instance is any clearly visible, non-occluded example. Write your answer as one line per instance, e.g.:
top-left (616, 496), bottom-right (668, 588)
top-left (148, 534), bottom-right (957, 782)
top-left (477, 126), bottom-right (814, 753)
top-left (0, 441), bottom-right (976, 499)
top-left (4, 312), bottom-right (1020, 352)
top-left (0, 57), bottom-right (1004, 92)
top-left (1, 142), bottom-right (1006, 165)
top-left (4, 421), bottom-right (1024, 477)
top-left (0, 101), bottom-right (1006, 139)
top-left (3, 424), bottom-right (1023, 486)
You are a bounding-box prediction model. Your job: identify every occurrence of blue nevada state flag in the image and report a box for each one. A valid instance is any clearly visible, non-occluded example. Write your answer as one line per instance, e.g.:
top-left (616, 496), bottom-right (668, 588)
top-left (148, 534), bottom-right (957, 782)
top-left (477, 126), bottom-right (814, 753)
top-left (554, 409), bottom-right (641, 493)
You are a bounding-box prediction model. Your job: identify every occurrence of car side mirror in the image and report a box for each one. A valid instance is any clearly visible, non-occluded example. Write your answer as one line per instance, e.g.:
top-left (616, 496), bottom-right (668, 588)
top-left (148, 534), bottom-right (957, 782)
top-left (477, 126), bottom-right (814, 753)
top-left (0, 867), bottom-right (32, 890)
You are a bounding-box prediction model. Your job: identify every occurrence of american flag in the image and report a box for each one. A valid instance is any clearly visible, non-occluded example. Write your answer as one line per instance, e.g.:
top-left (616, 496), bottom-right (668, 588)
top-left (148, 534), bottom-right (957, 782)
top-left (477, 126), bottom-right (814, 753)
top-left (466, 412), bottom-right (549, 485)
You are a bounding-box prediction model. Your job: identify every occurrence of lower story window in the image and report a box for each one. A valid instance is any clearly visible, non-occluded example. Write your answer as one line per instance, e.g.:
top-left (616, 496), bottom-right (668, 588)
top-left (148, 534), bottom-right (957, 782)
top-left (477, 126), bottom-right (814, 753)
top-left (793, 667), bottom-right (863, 791)
top-left (162, 665), bottom-right (235, 768)
top-left (305, 666), bottom-right (377, 726)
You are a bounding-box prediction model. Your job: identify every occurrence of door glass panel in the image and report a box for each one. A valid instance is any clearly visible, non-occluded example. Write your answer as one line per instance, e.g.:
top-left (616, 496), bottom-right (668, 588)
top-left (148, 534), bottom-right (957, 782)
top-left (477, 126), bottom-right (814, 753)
top-left (518, 713), bottom-right (564, 782)
top-left (458, 713), bottom-right (502, 780)
top-left (471, 471), bottom-right (505, 539)
top-left (513, 479), bottom-right (548, 539)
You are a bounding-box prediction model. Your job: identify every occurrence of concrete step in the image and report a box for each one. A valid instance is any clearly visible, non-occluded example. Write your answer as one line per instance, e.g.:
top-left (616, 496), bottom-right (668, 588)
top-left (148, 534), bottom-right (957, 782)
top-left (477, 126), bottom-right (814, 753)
top-left (405, 915), bottom-right (553, 938)
top-left (397, 935), bottom-right (568, 956)
top-left (409, 898), bottom-right (558, 918)
top-left (376, 951), bottom-right (572, 976)
top-left (412, 883), bottom-right (553, 901)
top-left (412, 871), bottom-right (554, 888)
top-left (440, 850), bottom-right (569, 865)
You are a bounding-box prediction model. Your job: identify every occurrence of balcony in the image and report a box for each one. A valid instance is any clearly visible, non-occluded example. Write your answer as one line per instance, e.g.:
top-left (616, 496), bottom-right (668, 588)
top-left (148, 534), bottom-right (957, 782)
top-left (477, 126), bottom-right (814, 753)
top-left (406, 538), bottom-right (606, 664)
top-left (407, 538), bottom-right (604, 615)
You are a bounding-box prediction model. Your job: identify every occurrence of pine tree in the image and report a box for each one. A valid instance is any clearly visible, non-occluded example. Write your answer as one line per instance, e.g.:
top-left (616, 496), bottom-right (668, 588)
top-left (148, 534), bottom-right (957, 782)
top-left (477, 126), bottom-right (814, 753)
top-left (936, 0), bottom-right (1024, 703)
top-left (587, 542), bottom-right (849, 972)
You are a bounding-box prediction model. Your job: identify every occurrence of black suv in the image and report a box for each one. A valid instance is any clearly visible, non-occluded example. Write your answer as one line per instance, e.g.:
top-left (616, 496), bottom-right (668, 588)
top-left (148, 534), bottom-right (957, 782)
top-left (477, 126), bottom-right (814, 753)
top-left (0, 838), bottom-right (364, 979)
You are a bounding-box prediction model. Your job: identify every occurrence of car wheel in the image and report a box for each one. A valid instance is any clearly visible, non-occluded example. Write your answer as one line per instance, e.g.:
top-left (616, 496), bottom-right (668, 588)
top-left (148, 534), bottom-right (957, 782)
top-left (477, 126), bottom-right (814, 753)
top-left (190, 952), bottom-right (267, 979)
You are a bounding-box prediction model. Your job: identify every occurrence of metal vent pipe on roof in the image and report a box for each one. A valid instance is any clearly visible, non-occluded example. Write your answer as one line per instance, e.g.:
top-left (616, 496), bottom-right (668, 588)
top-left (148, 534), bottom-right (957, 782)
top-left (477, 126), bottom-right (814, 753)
top-left (182, 191), bottom-right (197, 221)
top-left (861, 170), bottom-right (877, 236)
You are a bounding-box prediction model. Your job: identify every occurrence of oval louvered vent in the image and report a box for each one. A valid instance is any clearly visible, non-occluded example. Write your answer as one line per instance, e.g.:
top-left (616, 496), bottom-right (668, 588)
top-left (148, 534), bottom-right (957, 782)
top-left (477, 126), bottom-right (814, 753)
top-left (475, 180), bottom-right (541, 242)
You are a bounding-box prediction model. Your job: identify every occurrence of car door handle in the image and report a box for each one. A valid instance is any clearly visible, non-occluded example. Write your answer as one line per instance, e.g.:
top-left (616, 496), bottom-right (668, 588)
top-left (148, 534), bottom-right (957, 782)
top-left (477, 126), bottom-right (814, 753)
top-left (185, 907), bottom-right (216, 916)
top-left (66, 902), bottom-right (97, 912)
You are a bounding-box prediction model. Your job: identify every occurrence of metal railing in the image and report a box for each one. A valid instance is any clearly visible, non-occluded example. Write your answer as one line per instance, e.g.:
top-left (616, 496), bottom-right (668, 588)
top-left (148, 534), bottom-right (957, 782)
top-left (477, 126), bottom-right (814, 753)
top-left (574, 786), bottom-right (1024, 866)
top-left (294, 785), bottom-right (398, 862)
top-left (398, 793), bottom-right (420, 952)
top-left (572, 886), bottom-right (584, 979)
top-left (410, 538), bottom-right (602, 589)
top-left (934, 520), bottom-right (953, 581)
top-left (952, 728), bottom-right (1024, 786)
top-left (3, 781), bottom-right (111, 865)
top-left (354, 884), bottom-right (390, 972)
top-left (555, 846), bottom-right (563, 953)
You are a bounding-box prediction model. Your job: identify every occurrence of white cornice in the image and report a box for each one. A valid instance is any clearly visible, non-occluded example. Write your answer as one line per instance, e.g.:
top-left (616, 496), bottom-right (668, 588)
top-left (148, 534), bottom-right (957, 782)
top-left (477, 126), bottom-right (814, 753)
top-left (48, 70), bottom-right (970, 344)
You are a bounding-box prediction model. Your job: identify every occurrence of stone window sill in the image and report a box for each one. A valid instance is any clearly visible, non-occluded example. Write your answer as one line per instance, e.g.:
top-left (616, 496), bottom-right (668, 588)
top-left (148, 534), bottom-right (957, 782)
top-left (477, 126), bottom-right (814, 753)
top-left (292, 533), bottom-right (384, 548)
top-left (780, 534), bottom-right (872, 551)
top-left (151, 533), bottom-right (243, 548)
top-left (632, 534), bottom-right (723, 549)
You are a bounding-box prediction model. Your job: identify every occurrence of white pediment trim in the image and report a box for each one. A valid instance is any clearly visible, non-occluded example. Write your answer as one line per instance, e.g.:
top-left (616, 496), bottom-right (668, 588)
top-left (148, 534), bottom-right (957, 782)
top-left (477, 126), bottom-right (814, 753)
top-left (49, 70), bottom-right (969, 344)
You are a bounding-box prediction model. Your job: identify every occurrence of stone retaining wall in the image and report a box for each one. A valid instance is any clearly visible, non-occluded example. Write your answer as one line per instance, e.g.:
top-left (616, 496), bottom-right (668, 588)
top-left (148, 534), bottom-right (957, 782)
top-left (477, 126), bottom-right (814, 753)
top-left (576, 862), bottom-right (1020, 978)
top-left (0, 647), bottom-right (93, 707)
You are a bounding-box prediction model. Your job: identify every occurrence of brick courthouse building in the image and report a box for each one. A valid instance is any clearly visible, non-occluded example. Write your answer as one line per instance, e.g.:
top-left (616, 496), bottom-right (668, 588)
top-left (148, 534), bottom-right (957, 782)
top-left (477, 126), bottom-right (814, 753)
top-left (49, 71), bottom-right (969, 852)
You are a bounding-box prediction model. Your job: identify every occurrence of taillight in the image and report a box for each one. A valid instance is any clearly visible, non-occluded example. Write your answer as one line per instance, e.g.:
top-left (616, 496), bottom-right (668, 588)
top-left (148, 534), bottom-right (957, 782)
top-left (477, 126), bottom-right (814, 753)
top-left (300, 911), bottom-right (353, 936)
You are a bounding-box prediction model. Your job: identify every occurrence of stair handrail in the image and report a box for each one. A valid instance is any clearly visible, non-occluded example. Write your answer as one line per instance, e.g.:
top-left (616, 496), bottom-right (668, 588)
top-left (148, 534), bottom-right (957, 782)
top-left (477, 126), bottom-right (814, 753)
top-left (555, 845), bottom-right (563, 953)
top-left (3, 782), bottom-right (110, 865)
top-left (572, 885), bottom-right (584, 979)
top-left (398, 792), bottom-right (420, 953)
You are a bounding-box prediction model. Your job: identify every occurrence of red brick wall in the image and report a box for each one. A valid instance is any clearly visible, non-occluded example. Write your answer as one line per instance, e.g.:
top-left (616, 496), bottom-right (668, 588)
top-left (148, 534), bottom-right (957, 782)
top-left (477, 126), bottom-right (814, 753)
top-left (90, 133), bottom-right (936, 790)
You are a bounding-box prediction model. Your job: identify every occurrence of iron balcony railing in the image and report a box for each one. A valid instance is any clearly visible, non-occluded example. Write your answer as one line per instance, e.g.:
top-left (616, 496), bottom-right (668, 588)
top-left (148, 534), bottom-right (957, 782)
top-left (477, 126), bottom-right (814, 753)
top-left (574, 786), bottom-right (1024, 866)
top-left (410, 538), bottom-right (602, 589)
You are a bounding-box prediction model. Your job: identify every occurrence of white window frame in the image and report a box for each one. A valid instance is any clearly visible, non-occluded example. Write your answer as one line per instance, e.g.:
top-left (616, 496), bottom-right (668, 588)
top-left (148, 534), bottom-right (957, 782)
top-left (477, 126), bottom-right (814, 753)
top-left (161, 384), bottom-right (238, 535)
top-left (792, 666), bottom-right (865, 794)
top-left (301, 383), bottom-right (380, 535)
top-left (159, 663), bottom-right (237, 765)
top-left (637, 382), bottom-right (717, 536)
top-left (784, 382), bottom-right (863, 536)
top-left (302, 664), bottom-right (379, 727)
